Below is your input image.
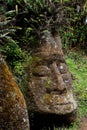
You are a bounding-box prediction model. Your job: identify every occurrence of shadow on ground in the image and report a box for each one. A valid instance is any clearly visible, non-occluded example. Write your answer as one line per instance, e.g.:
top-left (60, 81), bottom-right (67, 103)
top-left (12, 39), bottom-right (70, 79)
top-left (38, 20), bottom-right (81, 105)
top-left (29, 112), bottom-right (76, 130)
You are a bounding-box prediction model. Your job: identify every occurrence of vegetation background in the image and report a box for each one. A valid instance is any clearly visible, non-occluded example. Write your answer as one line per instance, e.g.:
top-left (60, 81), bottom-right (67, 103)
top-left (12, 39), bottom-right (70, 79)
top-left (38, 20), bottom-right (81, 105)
top-left (1, 0), bottom-right (87, 129)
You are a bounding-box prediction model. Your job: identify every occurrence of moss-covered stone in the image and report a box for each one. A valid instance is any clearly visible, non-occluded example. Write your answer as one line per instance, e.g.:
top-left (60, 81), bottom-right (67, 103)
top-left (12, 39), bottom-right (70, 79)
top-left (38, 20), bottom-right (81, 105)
top-left (0, 55), bottom-right (30, 130)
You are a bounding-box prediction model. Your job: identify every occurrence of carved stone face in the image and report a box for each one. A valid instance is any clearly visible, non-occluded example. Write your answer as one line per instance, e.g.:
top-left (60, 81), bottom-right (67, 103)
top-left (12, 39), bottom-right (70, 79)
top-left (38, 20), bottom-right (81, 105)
top-left (28, 31), bottom-right (77, 115)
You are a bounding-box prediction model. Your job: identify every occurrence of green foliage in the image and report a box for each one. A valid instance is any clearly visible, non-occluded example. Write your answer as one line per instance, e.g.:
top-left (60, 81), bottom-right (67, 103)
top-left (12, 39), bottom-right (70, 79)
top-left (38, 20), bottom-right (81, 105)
top-left (4, 0), bottom-right (86, 50)
top-left (0, 4), bottom-right (24, 76)
top-left (59, 1), bottom-right (87, 49)
top-left (83, 0), bottom-right (87, 12)
top-left (13, 61), bottom-right (24, 75)
top-left (4, 41), bottom-right (23, 61)
top-left (0, 15), bottom-right (14, 39)
top-left (8, 0), bottom-right (85, 50)
top-left (0, 39), bottom-right (25, 75)
top-left (14, 0), bottom-right (71, 49)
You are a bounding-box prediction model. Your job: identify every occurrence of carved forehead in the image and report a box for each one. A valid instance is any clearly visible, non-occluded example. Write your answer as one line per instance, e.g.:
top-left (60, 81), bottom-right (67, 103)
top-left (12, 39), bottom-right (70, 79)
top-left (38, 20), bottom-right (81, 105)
top-left (32, 31), bottom-right (63, 57)
top-left (30, 54), bottom-right (65, 67)
top-left (34, 42), bottom-right (63, 57)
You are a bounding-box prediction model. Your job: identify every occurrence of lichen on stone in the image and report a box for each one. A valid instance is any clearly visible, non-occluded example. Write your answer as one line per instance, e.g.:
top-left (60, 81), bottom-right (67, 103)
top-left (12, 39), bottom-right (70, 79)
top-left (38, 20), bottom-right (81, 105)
top-left (0, 55), bottom-right (30, 130)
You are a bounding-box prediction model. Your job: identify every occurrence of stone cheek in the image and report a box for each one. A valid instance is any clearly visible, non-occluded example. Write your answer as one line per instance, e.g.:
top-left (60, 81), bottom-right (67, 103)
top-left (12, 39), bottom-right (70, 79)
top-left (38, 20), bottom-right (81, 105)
top-left (0, 60), bottom-right (30, 130)
top-left (62, 73), bottom-right (73, 87)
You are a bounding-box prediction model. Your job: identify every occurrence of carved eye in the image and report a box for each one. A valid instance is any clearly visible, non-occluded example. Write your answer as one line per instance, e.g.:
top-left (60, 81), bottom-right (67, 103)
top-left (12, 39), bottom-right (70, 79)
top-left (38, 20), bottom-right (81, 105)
top-left (60, 65), bottom-right (63, 70)
top-left (64, 79), bottom-right (69, 83)
top-left (59, 63), bottom-right (67, 74)
top-left (32, 65), bottom-right (51, 76)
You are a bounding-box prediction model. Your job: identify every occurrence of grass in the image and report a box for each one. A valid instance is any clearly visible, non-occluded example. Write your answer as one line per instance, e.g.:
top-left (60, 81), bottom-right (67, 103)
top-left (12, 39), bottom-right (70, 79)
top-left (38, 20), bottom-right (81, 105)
top-left (64, 50), bottom-right (87, 130)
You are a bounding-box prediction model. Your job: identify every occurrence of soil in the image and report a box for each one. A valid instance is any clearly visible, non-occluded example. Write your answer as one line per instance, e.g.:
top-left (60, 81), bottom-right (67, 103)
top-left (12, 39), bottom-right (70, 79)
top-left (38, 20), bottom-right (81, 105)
top-left (79, 117), bottom-right (87, 130)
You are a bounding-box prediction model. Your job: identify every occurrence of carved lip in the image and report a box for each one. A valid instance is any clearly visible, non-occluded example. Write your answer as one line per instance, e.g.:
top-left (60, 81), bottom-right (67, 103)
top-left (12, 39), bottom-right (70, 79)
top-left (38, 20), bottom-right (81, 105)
top-left (40, 101), bottom-right (77, 115)
top-left (41, 90), bottom-right (77, 108)
top-left (51, 102), bottom-right (77, 115)
top-left (43, 91), bottom-right (77, 106)
top-left (49, 89), bottom-right (67, 94)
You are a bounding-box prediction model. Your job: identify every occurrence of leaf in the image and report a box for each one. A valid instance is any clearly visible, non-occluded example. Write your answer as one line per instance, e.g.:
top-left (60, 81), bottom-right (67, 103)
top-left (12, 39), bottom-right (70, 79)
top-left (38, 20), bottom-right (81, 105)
top-left (0, 20), bottom-right (11, 26)
top-left (5, 10), bottom-right (16, 16)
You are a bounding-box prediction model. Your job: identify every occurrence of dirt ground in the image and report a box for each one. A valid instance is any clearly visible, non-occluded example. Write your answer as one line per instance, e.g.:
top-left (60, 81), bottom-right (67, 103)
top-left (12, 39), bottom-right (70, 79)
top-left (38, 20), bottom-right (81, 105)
top-left (79, 118), bottom-right (87, 130)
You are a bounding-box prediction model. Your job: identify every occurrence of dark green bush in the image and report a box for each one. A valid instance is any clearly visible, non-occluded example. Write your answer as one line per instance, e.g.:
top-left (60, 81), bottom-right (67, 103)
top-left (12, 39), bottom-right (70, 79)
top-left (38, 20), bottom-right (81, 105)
top-left (0, 40), bottom-right (26, 75)
top-left (4, 41), bottom-right (23, 61)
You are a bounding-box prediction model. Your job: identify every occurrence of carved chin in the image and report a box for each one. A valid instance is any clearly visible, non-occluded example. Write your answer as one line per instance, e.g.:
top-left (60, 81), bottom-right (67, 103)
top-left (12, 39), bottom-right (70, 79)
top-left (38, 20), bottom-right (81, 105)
top-left (38, 92), bottom-right (77, 115)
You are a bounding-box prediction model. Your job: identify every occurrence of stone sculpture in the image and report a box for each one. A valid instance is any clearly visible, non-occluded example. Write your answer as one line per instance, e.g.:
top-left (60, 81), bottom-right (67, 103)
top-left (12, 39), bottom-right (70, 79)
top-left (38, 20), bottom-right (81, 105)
top-left (0, 55), bottom-right (30, 130)
top-left (27, 30), bottom-right (77, 120)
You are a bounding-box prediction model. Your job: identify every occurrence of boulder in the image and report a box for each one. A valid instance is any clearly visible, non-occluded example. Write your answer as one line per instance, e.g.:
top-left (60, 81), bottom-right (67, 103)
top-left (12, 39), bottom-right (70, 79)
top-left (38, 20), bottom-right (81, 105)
top-left (0, 55), bottom-right (30, 130)
top-left (27, 31), bottom-right (77, 121)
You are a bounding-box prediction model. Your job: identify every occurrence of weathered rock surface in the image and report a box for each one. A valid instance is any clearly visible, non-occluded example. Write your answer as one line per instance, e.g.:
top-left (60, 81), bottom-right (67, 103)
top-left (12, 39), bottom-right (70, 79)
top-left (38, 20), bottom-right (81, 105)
top-left (0, 55), bottom-right (30, 130)
top-left (27, 31), bottom-right (77, 120)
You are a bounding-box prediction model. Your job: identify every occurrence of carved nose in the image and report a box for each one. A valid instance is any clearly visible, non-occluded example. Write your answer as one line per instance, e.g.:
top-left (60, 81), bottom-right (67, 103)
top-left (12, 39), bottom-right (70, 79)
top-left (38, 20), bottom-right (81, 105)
top-left (51, 62), bottom-right (66, 92)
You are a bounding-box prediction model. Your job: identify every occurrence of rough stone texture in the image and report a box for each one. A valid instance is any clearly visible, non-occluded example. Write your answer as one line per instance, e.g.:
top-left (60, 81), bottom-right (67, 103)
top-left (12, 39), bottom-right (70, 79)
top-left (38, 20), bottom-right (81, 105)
top-left (0, 55), bottom-right (30, 130)
top-left (27, 31), bottom-right (77, 119)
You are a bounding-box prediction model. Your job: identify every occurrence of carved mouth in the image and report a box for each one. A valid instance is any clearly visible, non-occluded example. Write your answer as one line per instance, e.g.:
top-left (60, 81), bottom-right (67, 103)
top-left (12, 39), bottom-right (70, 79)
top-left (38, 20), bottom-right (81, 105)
top-left (44, 96), bottom-right (77, 114)
top-left (42, 91), bottom-right (77, 109)
top-left (41, 99), bottom-right (77, 115)
top-left (51, 91), bottom-right (75, 104)
top-left (46, 87), bottom-right (67, 94)
top-left (50, 89), bottom-right (67, 94)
